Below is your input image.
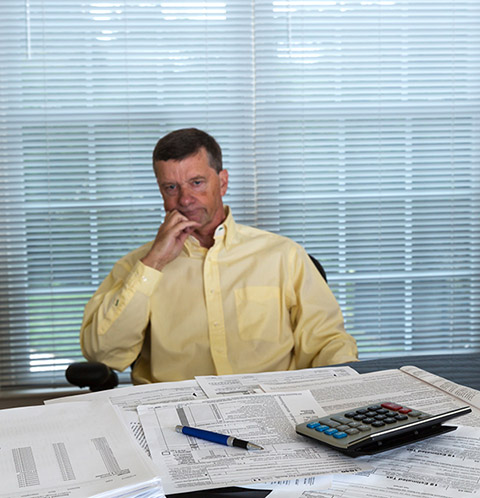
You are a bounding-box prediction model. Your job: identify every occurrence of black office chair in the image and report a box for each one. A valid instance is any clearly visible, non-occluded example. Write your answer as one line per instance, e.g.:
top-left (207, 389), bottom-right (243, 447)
top-left (66, 360), bottom-right (120, 391)
top-left (65, 254), bottom-right (327, 391)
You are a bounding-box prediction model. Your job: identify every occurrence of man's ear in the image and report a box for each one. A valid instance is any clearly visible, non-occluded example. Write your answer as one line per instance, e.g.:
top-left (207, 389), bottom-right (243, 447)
top-left (219, 169), bottom-right (229, 197)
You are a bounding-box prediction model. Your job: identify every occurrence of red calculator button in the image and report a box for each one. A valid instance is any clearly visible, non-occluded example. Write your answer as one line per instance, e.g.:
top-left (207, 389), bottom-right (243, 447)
top-left (381, 402), bottom-right (402, 411)
top-left (398, 408), bottom-right (411, 414)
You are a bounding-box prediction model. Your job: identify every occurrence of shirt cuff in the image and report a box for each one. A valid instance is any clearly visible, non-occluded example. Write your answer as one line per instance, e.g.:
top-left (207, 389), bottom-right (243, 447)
top-left (125, 260), bottom-right (163, 297)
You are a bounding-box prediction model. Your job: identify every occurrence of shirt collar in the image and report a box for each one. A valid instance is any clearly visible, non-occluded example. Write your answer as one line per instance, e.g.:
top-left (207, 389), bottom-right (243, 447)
top-left (214, 205), bottom-right (235, 249)
top-left (183, 205), bottom-right (236, 255)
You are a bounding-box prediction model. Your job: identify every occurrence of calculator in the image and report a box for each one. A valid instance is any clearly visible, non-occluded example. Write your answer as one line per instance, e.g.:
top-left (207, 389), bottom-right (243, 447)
top-left (295, 401), bottom-right (471, 456)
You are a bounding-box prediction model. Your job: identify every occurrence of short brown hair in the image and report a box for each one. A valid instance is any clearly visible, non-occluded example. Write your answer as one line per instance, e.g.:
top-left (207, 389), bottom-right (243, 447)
top-left (152, 128), bottom-right (223, 173)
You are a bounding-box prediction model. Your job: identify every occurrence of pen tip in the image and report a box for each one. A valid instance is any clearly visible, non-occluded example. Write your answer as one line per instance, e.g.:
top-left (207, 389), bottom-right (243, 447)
top-left (247, 443), bottom-right (264, 450)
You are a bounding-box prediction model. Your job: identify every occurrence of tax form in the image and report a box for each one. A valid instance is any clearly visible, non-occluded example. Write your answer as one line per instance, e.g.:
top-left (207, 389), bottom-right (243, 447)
top-left (267, 426), bottom-right (480, 498)
top-left (46, 378), bottom-right (207, 455)
top-left (137, 391), bottom-right (371, 495)
top-left (259, 367), bottom-right (480, 427)
top-left (195, 365), bottom-right (359, 398)
top-left (0, 400), bottom-right (163, 498)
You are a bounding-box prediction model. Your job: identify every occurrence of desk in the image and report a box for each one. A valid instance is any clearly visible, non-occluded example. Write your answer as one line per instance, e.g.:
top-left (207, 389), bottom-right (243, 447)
top-left (175, 352), bottom-right (480, 498)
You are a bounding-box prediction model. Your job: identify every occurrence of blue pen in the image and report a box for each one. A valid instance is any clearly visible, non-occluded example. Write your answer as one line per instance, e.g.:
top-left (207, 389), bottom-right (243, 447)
top-left (175, 425), bottom-right (263, 450)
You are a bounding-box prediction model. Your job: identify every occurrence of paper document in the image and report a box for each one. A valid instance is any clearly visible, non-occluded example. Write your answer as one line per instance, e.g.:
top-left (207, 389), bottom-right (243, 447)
top-left (297, 425), bottom-right (480, 498)
top-left (138, 391), bottom-right (370, 494)
top-left (46, 379), bottom-right (206, 455)
top-left (195, 366), bottom-right (359, 398)
top-left (401, 365), bottom-right (480, 411)
top-left (0, 400), bottom-right (163, 498)
top-left (243, 474), bottom-right (332, 492)
top-left (260, 367), bottom-right (480, 427)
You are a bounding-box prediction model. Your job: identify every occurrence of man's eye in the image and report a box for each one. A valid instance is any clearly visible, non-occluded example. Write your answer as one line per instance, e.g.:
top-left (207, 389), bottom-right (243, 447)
top-left (163, 185), bottom-right (177, 194)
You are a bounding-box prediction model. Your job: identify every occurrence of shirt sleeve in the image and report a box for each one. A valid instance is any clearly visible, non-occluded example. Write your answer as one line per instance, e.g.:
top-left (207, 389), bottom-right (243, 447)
top-left (80, 258), bottom-right (163, 372)
top-left (288, 246), bottom-right (358, 368)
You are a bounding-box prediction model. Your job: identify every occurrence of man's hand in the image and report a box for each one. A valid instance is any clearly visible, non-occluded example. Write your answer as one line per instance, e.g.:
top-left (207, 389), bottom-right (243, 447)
top-left (140, 210), bottom-right (200, 271)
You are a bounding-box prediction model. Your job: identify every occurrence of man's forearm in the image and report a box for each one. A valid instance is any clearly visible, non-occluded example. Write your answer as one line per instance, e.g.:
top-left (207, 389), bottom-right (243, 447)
top-left (80, 260), bottom-right (161, 371)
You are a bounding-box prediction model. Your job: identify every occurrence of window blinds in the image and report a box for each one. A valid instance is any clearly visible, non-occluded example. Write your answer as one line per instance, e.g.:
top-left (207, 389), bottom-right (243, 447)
top-left (0, 0), bottom-right (479, 388)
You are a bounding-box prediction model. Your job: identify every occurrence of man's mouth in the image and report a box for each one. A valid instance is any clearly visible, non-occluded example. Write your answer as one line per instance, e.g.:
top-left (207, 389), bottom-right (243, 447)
top-left (180, 208), bottom-right (203, 219)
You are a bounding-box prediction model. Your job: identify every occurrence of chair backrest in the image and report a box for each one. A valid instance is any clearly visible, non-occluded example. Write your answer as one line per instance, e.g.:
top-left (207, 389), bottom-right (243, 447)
top-left (308, 254), bottom-right (327, 283)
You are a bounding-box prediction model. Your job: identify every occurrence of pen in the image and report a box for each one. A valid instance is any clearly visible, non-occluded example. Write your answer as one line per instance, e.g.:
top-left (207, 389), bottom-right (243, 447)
top-left (175, 425), bottom-right (264, 451)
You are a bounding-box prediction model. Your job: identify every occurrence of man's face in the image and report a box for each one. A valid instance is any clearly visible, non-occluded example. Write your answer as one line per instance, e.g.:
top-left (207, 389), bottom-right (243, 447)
top-left (154, 147), bottom-right (228, 234)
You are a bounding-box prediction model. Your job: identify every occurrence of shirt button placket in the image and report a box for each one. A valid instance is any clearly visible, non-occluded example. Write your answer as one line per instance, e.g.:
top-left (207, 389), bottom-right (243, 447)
top-left (204, 250), bottom-right (231, 375)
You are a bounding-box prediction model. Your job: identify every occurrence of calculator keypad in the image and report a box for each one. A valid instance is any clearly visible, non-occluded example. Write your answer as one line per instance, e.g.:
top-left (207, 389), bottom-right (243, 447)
top-left (300, 402), bottom-right (430, 445)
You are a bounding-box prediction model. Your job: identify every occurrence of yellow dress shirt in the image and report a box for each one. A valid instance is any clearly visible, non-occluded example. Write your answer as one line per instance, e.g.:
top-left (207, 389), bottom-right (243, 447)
top-left (80, 208), bottom-right (357, 383)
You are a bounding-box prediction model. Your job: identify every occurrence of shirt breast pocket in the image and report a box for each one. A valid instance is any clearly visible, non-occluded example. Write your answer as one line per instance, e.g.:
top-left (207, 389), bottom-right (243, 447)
top-left (234, 286), bottom-right (282, 342)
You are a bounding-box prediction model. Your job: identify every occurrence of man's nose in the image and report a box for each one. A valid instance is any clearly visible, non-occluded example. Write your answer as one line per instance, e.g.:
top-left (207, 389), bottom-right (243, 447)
top-left (178, 186), bottom-right (194, 206)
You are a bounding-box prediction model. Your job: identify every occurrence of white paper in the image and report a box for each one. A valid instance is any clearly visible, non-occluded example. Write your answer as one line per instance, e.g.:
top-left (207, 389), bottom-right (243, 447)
top-left (0, 401), bottom-right (163, 498)
top-left (243, 474), bottom-right (332, 491)
top-left (46, 379), bottom-right (207, 455)
top-left (138, 391), bottom-right (371, 494)
top-left (295, 426), bottom-right (480, 498)
top-left (266, 491), bottom-right (333, 497)
top-left (260, 367), bottom-right (480, 427)
top-left (268, 427), bottom-right (480, 497)
top-left (195, 366), bottom-right (359, 398)
top-left (401, 365), bottom-right (480, 410)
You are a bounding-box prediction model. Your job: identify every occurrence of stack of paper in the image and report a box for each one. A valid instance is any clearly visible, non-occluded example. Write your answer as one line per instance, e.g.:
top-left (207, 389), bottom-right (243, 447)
top-left (0, 400), bottom-right (164, 498)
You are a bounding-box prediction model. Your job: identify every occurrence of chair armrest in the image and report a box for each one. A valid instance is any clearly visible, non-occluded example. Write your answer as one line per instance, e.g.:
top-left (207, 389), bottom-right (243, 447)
top-left (65, 361), bottom-right (119, 391)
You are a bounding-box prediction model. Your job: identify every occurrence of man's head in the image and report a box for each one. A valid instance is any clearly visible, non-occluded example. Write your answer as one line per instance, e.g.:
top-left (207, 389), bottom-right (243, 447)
top-left (152, 128), bottom-right (228, 245)
top-left (152, 128), bottom-right (223, 173)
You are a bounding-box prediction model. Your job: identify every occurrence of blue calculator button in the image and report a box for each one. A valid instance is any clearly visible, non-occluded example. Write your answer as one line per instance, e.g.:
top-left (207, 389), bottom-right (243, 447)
top-left (324, 428), bottom-right (338, 435)
top-left (307, 422), bottom-right (321, 428)
top-left (314, 425), bottom-right (330, 432)
top-left (333, 432), bottom-right (348, 439)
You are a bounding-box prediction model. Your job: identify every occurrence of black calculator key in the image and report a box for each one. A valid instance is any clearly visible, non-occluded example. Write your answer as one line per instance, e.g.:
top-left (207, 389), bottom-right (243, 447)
top-left (348, 421), bottom-right (362, 428)
top-left (357, 425), bottom-right (371, 431)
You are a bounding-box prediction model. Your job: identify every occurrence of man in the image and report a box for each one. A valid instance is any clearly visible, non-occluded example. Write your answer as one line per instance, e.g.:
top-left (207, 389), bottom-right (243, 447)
top-left (80, 128), bottom-right (357, 384)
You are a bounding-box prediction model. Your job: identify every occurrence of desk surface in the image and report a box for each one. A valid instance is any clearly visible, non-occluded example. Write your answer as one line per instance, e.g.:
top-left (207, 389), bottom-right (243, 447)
top-left (172, 352), bottom-right (480, 498)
